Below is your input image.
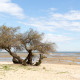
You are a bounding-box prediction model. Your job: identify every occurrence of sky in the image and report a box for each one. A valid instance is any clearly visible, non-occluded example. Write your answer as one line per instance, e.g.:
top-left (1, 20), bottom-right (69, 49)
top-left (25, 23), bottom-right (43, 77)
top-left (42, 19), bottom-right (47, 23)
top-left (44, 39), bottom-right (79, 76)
top-left (0, 0), bottom-right (80, 51)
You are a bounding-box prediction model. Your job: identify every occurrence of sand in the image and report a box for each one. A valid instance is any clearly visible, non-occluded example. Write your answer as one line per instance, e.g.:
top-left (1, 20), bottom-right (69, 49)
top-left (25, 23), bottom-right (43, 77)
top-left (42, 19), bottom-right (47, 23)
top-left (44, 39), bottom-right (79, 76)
top-left (42, 56), bottom-right (80, 65)
top-left (0, 62), bottom-right (80, 80)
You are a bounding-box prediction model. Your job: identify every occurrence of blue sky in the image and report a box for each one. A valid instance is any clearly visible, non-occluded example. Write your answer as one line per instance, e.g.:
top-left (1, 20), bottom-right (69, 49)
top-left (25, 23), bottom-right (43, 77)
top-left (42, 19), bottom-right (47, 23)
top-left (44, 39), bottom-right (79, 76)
top-left (0, 0), bottom-right (80, 51)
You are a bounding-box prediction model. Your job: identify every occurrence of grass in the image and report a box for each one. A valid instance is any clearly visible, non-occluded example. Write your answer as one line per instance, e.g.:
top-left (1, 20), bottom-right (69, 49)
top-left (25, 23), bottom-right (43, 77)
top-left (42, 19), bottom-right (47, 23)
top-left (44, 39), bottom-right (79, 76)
top-left (0, 64), bottom-right (42, 73)
top-left (2, 65), bottom-right (11, 71)
top-left (42, 66), bottom-right (50, 71)
top-left (43, 67), bottom-right (46, 70)
top-left (12, 64), bottom-right (39, 71)
top-left (56, 71), bottom-right (68, 74)
top-left (0, 65), bottom-right (12, 76)
top-left (0, 64), bottom-right (16, 71)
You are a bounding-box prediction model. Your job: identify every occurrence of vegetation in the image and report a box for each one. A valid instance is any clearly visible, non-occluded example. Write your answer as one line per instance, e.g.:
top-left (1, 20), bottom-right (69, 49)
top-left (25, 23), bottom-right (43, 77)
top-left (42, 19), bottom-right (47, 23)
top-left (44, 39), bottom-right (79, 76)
top-left (0, 25), bottom-right (23, 64)
top-left (0, 25), bottom-right (56, 66)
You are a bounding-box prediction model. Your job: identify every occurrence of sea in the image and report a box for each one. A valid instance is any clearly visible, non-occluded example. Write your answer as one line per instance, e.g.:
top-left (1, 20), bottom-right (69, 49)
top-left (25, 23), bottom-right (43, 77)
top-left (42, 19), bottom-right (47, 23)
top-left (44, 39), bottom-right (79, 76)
top-left (51, 52), bottom-right (80, 57)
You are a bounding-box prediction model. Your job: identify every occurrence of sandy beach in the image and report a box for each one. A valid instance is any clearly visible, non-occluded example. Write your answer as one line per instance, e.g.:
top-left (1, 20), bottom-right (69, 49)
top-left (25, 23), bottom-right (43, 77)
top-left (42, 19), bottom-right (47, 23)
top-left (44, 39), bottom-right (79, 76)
top-left (0, 53), bottom-right (80, 80)
top-left (0, 62), bottom-right (80, 80)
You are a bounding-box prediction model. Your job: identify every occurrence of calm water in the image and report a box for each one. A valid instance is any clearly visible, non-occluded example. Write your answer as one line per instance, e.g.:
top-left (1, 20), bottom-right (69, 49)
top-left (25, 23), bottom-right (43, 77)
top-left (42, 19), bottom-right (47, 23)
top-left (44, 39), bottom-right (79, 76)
top-left (51, 52), bottom-right (80, 57)
top-left (0, 57), bottom-right (12, 62)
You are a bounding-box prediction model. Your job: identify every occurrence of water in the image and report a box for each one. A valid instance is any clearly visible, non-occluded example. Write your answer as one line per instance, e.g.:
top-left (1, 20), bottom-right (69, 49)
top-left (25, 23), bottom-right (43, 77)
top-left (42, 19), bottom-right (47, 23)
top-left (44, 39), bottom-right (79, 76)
top-left (51, 52), bottom-right (80, 57)
top-left (75, 62), bottom-right (80, 64)
top-left (0, 52), bottom-right (80, 56)
top-left (61, 60), bottom-right (73, 63)
top-left (61, 60), bottom-right (80, 64)
top-left (0, 57), bottom-right (12, 62)
top-left (77, 57), bottom-right (80, 59)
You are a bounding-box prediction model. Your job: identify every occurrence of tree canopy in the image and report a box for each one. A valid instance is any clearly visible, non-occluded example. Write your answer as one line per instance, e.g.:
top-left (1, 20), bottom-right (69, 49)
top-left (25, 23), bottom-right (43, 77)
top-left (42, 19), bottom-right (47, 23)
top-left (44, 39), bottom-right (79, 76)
top-left (20, 29), bottom-right (56, 53)
top-left (0, 25), bottom-right (20, 49)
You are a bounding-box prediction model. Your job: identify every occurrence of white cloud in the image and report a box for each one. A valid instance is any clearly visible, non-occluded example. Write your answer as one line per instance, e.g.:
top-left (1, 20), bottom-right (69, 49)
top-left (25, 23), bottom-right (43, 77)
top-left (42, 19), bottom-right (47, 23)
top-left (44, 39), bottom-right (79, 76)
top-left (49, 8), bottom-right (56, 11)
top-left (18, 20), bottom-right (56, 32)
top-left (0, 0), bottom-right (10, 2)
top-left (52, 10), bottom-right (80, 20)
top-left (0, 0), bottom-right (25, 19)
top-left (43, 34), bottom-right (73, 42)
top-left (50, 21), bottom-right (80, 31)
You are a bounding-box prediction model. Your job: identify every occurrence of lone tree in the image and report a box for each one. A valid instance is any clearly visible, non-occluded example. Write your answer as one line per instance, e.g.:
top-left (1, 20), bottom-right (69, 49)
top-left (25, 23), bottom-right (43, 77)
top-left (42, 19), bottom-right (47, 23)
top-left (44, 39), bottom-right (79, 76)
top-left (0, 25), bottom-right (56, 66)
top-left (20, 29), bottom-right (56, 65)
top-left (0, 25), bottom-right (23, 64)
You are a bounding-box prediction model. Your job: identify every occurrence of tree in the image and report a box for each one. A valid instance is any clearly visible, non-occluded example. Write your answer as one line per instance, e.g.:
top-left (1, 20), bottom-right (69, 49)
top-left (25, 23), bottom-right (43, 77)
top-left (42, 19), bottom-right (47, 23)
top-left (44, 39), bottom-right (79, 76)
top-left (0, 25), bottom-right (23, 64)
top-left (0, 25), bottom-right (56, 66)
top-left (20, 29), bottom-right (56, 65)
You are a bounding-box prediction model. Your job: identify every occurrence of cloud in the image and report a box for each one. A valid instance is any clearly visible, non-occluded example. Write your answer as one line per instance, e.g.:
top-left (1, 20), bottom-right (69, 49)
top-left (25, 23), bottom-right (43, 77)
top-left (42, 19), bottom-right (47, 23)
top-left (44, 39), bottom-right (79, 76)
top-left (18, 9), bottom-right (80, 32)
top-left (50, 21), bottom-right (80, 31)
top-left (49, 8), bottom-right (57, 11)
top-left (0, 0), bottom-right (10, 2)
top-left (0, 0), bottom-right (25, 19)
top-left (18, 20), bottom-right (56, 32)
top-left (43, 34), bottom-right (73, 42)
top-left (52, 10), bottom-right (80, 20)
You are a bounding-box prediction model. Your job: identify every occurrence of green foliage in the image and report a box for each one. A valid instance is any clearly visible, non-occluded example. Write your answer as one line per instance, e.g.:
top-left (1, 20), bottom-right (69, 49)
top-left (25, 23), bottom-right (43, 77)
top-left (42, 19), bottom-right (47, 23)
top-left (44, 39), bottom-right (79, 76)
top-left (2, 65), bottom-right (11, 71)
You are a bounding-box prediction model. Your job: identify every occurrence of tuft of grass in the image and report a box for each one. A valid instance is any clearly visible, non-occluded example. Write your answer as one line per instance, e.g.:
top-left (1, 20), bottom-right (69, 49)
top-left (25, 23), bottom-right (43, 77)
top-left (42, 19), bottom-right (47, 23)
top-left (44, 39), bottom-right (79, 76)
top-left (18, 65), bottom-right (32, 70)
top-left (18, 65), bottom-right (33, 70)
top-left (56, 71), bottom-right (68, 74)
top-left (43, 67), bottom-right (46, 70)
top-left (69, 63), bottom-right (72, 65)
top-left (2, 65), bottom-right (11, 71)
top-left (32, 69), bottom-right (37, 71)
top-left (21, 66), bottom-right (38, 71)
top-left (27, 67), bottom-right (32, 70)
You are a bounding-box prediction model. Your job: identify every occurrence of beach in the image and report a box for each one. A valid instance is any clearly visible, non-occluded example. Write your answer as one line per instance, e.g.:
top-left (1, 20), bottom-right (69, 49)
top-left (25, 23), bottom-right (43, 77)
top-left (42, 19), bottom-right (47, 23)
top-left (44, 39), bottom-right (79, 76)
top-left (0, 53), bottom-right (80, 80)
top-left (0, 63), bottom-right (80, 80)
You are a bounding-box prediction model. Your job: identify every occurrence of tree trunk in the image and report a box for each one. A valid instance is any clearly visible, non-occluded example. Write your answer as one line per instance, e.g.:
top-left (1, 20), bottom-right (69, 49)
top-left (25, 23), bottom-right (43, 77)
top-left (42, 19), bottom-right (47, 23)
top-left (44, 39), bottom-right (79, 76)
top-left (26, 50), bottom-right (33, 65)
top-left (22, 56), bottom-right (28, 66)
top-left (11, 53), bottom-right (23, 64)
top-left (22, 50), bottom-right (33, 65)
top-left (5, 48), bottom-right (23, 64)
top-left (35, 54), bottom-right (42, 66)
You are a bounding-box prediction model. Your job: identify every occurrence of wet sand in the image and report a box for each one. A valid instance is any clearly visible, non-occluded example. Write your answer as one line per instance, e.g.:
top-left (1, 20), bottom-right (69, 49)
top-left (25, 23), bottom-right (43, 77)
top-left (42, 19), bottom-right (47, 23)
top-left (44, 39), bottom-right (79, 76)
top-left (42, 56), bottom-right (80, 65)
top-left (0, 53), bottom-right (27, 58)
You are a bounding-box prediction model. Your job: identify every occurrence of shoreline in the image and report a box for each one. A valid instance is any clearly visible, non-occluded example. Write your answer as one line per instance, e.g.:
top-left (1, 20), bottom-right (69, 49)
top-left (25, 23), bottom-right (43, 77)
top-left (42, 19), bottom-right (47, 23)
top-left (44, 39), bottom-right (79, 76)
top-left (0, 53), bottom-right (80, 65)
top-left (0, 56), bottom-right (80, 65)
